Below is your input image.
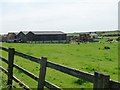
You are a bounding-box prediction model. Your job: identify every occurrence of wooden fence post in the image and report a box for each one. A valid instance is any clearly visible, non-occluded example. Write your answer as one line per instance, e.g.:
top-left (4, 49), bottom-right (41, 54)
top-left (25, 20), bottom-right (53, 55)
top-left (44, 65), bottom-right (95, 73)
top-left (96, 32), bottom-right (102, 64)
top-left (38, 57), bottom-right (47, 90)
top-left (7, 48), bottom-right (15, 89)
top-left (94, 72), bottom-right (110, 90)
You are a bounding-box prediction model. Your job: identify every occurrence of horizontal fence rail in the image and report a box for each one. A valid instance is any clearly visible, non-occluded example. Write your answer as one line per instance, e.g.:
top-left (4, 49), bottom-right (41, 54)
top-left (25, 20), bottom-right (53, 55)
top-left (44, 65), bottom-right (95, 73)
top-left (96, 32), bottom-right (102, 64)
top-left (0, 47), bottom-right (8, 52)
top-left (109, 80), bottom-right (120, 89)
top-left (0, 46), bottom-right (120, 90)
top-left (47, 61), bottom-right (94, 83)
top-left (0, 66), bottom-right (31, 90)
top-left (0, 56), bottom-right (8, 64)
top-left (15, 51), bottom-right (42, 64)
top-left (0, 56), bottom-right (61, 90)
top-left (14, 64), bottom-right (39, 81)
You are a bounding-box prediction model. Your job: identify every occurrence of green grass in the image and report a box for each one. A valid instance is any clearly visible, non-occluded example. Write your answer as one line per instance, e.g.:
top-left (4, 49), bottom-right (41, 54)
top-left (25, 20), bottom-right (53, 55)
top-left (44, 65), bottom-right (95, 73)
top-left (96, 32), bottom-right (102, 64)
top-left (67, 33), bottom-right (80, 36)
top-left (1, 42), bottom-right (118, 89)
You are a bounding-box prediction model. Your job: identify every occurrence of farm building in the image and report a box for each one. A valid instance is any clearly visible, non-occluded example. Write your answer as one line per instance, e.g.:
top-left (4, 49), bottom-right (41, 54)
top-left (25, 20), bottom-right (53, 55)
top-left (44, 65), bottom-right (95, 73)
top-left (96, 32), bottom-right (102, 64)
top-left (79, 33), bottom-right (91, 42)
top-left (16, 31), bottom-right (29, 42)
top-left (78, 33), bottom-right (99, 42)
top-left (7, 31), bottom-right (67, 43)
top-left (89, 33), bottom-right (98, 39)
top-left (1, 34), bottom-right (7, 42)
top-left (7, 32), bottom-right (19, 42)
top-left (26, 31), bottom-right (67, 43)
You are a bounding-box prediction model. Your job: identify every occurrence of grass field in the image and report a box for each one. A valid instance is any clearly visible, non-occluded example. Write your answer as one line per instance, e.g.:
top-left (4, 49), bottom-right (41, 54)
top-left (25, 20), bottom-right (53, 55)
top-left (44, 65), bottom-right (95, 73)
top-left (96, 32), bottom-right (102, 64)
top-left (1, 42), bottom-right (118, 89)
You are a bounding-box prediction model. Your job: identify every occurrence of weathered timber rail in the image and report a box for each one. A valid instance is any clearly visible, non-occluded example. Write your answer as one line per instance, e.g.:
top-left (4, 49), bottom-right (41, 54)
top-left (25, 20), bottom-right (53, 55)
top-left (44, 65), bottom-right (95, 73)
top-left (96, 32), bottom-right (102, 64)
top-left (0, 46), bottom-right (120, 90)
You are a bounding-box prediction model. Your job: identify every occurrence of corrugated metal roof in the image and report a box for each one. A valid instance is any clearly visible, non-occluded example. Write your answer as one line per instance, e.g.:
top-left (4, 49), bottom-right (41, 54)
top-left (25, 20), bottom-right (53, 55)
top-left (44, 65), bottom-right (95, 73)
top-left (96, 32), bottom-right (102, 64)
top-left (20, 31), bottom-right (29, 34)
top-left (30, 31), bottom-right (66, 35)
top-left (20, 31), bottom-right (65, 35)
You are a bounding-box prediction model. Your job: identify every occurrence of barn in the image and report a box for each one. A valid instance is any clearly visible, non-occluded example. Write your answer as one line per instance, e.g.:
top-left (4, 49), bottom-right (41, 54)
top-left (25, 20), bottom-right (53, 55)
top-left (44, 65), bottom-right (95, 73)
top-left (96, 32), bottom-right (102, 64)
top-left (26, 31), bottom-right (67, 43)
top-left (16, 31), bottom-right (29, 42)
top-left (16, 31), bottom-right (67, 43)
top-left (7, 32), bottom-right (18, 42)
top-left (89, 33), bottom-right (98, 39)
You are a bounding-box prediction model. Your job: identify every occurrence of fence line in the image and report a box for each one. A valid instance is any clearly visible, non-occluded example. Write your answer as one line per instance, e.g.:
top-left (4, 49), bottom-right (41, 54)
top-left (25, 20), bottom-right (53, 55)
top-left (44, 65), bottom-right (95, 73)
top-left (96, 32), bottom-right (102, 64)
top-left (0, 57), bottom-right (61, 89)
top-left (0, 46), bottom-right (120, 90)
top-left (0, 66), bottom-right (31, 90)
top-left (47, 61), bottom-right (94, 83)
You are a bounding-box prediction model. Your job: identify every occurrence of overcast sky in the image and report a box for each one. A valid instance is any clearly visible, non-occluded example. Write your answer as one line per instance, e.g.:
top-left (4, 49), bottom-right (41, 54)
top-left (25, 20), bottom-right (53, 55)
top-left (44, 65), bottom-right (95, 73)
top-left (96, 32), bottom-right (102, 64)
top-left (0, 0), bottom-right (119, 34)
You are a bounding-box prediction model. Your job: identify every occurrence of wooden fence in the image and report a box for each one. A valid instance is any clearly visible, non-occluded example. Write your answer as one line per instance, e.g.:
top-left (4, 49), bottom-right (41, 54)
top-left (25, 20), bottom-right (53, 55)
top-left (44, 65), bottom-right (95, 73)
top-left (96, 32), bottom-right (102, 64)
top-left (0, 47), bottom-right (120, 90)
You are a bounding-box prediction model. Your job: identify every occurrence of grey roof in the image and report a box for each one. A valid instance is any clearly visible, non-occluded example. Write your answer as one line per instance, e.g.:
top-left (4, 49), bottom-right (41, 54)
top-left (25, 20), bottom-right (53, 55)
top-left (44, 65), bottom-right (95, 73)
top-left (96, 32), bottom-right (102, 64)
top-left (19, 31), bottom-right (29, 34)
top-left (19, 31), bottom-right (66, 35)
top-left (30, 31), bottom-right (66, 35)
top-left (8, 32), bottom-right (19, 35)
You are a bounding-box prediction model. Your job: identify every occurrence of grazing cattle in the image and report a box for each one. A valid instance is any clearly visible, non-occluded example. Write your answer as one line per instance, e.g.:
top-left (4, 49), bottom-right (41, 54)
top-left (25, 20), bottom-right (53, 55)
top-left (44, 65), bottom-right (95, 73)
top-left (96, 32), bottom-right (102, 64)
top-left (104, 46), bottom-right (110, 49)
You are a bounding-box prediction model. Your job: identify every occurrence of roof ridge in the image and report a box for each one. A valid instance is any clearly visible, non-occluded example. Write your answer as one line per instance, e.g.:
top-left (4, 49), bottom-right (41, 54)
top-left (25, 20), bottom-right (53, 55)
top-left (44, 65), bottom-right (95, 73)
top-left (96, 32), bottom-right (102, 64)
top-left (19, 31), bottom-right (65, 35)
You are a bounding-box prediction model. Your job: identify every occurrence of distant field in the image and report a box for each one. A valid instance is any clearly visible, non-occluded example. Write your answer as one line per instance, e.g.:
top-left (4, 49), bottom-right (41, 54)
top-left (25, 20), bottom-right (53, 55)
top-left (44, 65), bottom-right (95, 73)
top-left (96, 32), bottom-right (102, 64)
top-left (1, 42), bottom-right (118, 88)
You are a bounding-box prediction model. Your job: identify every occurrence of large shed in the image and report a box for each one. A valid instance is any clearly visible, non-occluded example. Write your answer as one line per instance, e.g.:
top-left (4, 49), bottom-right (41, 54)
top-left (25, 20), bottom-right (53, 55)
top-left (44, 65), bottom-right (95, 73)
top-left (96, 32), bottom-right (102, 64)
top-left (16, 31), bottom-right (29, 42)
top-left (16, 31), bottom-right (67, 43)
top-left (26, 31), bottom-right (67, 43)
